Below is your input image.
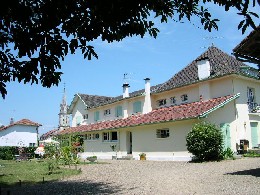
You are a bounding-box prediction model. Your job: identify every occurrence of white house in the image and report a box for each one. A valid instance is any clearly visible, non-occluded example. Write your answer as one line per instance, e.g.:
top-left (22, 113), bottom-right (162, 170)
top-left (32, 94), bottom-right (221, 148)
top-left (58, 46), bottom-right (260, 161)
top-left (0, 119), bottom-right (42, 147)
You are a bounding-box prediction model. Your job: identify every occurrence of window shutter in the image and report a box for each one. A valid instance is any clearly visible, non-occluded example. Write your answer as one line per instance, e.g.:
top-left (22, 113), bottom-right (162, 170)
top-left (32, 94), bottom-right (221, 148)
top-left (94, 111), bottom-right (100, 121)
top-left (116, 106), bottom-right (123, 117)
top-left (133, 101), bottom-right (142, 113)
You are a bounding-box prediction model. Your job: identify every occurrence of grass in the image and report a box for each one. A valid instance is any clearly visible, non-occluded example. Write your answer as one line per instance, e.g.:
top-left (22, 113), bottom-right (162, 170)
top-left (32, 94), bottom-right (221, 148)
top-left (0, 159), bottom-right (81, 187)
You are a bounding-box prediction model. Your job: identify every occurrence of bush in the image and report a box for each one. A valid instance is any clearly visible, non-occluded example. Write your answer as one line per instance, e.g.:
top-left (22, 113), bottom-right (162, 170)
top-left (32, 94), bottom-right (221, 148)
top-left (186, 122), bottom-right (224, 162)
top-left (0, 147), bottom-right (16, 160)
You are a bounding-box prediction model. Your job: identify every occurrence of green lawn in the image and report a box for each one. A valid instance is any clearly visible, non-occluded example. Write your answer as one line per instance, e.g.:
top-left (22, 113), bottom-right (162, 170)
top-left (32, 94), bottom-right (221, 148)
top-left (0, 160), bottom-right (81, 187)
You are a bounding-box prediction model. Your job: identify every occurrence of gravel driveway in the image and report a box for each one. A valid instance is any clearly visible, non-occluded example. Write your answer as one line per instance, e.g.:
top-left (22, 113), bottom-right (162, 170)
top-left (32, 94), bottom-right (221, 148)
top-left (9, 158), bottom-right (260, 195)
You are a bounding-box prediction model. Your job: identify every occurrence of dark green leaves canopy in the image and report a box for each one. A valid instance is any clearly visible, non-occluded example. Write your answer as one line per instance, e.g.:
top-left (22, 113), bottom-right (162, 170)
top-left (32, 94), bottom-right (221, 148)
top-left (0, 0), bottom-right (259, 98)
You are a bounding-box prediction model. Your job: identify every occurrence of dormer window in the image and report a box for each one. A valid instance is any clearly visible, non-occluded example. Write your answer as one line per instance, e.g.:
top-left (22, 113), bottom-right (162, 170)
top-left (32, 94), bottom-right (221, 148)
top-left (104, 109), bottom-right (111, 115)
top-left (170, 97), bottom-right (176, 104)
top-left (181, 94), bottom-right (188, 102)
top-left (158, 99), bottom-right (167, 107)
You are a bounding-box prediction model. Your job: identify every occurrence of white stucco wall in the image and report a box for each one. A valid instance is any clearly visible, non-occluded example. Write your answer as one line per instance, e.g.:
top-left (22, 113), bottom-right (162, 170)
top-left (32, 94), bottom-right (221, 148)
top-left (232, 77), bottom-right (260, 148)
top-left (80, 120), bottom-right (198, 161)
top-left (0, 125), bottom-right (38, 147)
top-left (71, 100), bottom-right (87, 127)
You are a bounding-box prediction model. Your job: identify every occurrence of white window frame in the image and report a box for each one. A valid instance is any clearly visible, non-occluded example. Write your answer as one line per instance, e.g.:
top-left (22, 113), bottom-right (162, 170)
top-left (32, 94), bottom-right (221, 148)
top-left (92, 133), bottom-right (99, 140)
top-left (156, 129), bottom-right (170, 139)
top-left (102, 131), bottom-right (118, 142)
top-left (85, 134), bottom-right (92, 140)
top-left (103, 132), bottom-right (110, 142)
top-left (158, 99), bottom-right (167, 107)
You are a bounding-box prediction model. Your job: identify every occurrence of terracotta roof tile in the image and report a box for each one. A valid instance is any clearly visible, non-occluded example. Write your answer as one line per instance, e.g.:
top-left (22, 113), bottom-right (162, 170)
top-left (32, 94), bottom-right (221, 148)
top-left (0, 119), bottom-right (42, 132)
top-left (58, 94), bottom-right (239, 135)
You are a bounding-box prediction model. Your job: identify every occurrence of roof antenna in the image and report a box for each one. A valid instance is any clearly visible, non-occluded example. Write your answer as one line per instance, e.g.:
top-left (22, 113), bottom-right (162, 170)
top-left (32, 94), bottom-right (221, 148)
top-left (201, 36), bottom-right (224, 49)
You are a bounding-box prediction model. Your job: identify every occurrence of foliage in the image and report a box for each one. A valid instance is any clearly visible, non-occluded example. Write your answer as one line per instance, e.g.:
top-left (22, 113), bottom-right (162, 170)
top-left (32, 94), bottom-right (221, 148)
top-left (186, 122), bottom-right (224, 162)
top-left (0, 147), bottom-right (16, 160)
top-left (0, 160), bottom-right (80, 187)
top-left (0, 146), bottom-right (36, 160)
top-left (243, 151), bottom-right (260, 157)
top-left (1, 1), bottom-right (259, 98)
top-left (222, 147), bottom-right (235, 160)
top-left (139, 153), bottom-right (146, 157)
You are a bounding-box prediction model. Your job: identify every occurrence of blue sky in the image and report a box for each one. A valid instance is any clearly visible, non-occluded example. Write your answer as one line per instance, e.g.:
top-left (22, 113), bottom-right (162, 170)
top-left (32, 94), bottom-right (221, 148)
top-left (0, 4), bottom-right (259, 135)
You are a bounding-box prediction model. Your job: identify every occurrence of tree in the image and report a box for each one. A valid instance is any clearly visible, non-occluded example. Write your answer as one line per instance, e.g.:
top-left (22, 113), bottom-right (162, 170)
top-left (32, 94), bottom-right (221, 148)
top-left (186, 122), bottom-right (224, 161)
top-left (1, 0), bottom-right (259, 98)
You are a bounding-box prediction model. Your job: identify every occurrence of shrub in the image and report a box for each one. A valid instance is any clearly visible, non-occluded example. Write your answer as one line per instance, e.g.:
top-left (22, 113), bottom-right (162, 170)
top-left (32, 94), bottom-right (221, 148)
top-left (0, 146), bottom-right (16, 160)
top-left (186, 122), bottom-right (224, 162)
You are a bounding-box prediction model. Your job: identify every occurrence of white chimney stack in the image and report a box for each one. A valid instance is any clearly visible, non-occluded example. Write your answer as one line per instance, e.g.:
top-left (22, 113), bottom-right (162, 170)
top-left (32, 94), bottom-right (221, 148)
top-left (123, 83), bottom-right (130, 98)
top-left (197, 59), bottom-right (211, 80)
top-left (143, 78), bottom-right (152, 114)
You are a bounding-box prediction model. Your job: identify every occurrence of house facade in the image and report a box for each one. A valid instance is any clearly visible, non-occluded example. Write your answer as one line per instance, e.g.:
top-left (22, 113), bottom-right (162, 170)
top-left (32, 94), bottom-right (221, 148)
top-left (58, 46), bottom-right (260, 161)
top-left (0, 119), bottom-right (42, 147)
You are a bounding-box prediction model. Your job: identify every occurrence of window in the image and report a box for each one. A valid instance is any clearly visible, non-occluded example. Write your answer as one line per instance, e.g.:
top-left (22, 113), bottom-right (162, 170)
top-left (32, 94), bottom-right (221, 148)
top-left (181, 94), bottom-right (188, 102)
top-left (170, 97), bottom-right (176, 104)
top-left (115, 106), bottom-right (123, 117)
top-left (111, 131), bottom-right (118, 142)
top-left (94, 111), bottom-right (100, 121)
top-left (157, 99), bottom-right (167, 106)
top-left (83, 114), bottom-right (88, 120)
top-left (103, 132), bottom-right (110, 141)
top-left (156, 129), bottom-right (170, 138)
top-left (85, 134), bottom-right (92, 140)
top-left (29, 143), bottom-right (36, 147)
top-left (102, 132), bottom-right (118, 142)
top-left (133, 101), bottom-right (142, 113)
top-left (104, 109), bottom-right (111, 115)
top-left (247, 87), bottom-right (255, 103)
top-left (93, 133), bottom-right (99, 140)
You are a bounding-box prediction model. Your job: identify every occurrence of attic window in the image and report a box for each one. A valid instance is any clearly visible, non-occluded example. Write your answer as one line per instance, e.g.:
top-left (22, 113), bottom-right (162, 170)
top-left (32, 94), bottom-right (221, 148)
top-left (83, 114), bottom-right (88, 119)
top-left (158, 99), bottom-right (167, 107)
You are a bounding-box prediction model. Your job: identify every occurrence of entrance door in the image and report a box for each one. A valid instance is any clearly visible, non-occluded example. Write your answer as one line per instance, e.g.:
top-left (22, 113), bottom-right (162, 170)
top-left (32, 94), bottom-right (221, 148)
top-left (127, 132), bottom-right (132, 154)
top-left (220, 123), bottom-right (231, 149)
top-left (251, 122), bottom-right (258, 148)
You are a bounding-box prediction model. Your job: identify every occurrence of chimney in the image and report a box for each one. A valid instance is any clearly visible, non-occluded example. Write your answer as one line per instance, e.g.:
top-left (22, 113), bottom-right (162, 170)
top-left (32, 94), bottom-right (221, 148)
top-left (123, 83), bottom-right (130, 98)
top-left (143, 78), bottom-right (152, 114)
top-left (10, 118), bottom-right (14, 125)
top-left (197, 58), bottom-right (210, 80)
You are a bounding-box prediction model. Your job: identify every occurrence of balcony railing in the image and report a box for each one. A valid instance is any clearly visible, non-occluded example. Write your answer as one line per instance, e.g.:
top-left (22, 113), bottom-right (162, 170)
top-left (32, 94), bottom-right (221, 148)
top-left (247, 102), bottom-right (260, 113)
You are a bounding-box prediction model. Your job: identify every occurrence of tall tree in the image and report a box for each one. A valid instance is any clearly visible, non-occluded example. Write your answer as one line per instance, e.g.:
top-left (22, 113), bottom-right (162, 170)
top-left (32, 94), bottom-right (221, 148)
top-left (1, 0), bottom-right (259, 98)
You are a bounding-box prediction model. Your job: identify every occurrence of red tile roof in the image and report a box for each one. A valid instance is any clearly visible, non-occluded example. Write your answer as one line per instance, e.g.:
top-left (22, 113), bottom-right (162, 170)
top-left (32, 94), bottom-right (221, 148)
top-left (40, 128), bottom-right (59, 140)
top-left (0, 119), bottom-right (42, 131)
top-left (58, 94), bottom-right (240, 135)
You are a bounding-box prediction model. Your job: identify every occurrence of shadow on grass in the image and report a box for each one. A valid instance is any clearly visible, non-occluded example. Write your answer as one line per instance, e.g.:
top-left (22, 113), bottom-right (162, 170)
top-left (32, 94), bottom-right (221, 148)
top-left (1, 180), bottom-right (123, 194)
top-left (226, 168), bottom-right (260, 177)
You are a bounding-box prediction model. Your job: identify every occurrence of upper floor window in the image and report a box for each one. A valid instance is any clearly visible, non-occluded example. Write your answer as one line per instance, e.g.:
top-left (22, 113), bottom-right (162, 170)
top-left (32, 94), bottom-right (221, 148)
top-left (157, 99), bottom-right (167, 107)
top-left (83, 114), bottom-right (88, 120)
top-left (170, 97), bottom-right (176, 104)
top-left (104, 109), bottom-right (111, 116)
top-left (247, 87), bottom-right (255, 103)
top-left (181, 94), bottom-right (188, 102)
top-left (115, 105), bottom-right (123, 117)
top-left (94, 111), bottom-right (100, 121)
top-left (133, 101), bottom-right (142, 113)
top-left (85, 134), bottom-right (92, 140)
top-left (156, 129), bottom-right (170, 138)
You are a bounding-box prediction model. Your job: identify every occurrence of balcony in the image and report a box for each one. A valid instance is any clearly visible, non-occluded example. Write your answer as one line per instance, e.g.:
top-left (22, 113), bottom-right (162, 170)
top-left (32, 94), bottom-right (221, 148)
top-left (247, 102), bottom-right (260, 113)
